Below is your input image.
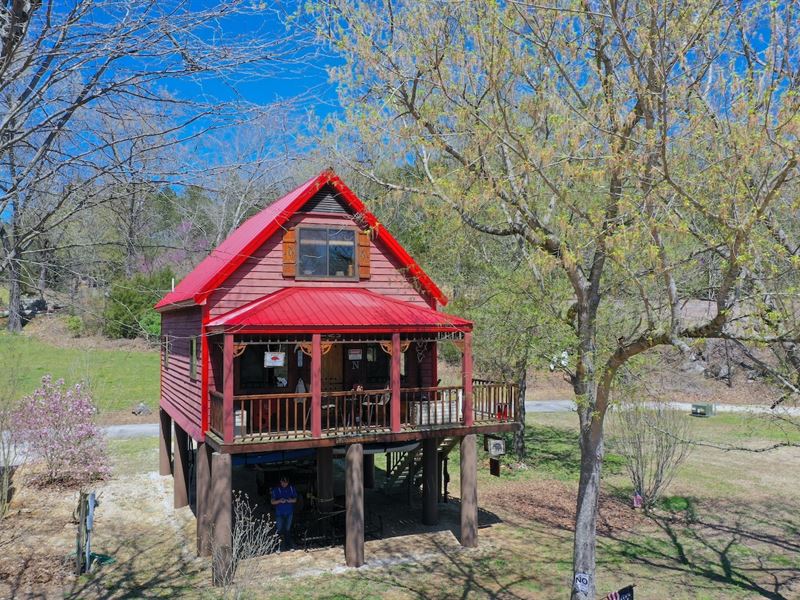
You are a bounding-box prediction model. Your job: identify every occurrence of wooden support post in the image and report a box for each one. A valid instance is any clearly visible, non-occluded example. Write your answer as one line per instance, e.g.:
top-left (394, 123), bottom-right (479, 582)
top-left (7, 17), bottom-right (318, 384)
top-left (173, 423), bottom-right (189, 509)
top-left (363, 453), bottom-right (375, 489)
top-left (211, 452), bottom-right (232, 586)
top-left (316, 447), bottom-right (333, 512)
top-left (462, 331), bottom-right (474, 427)
top-left (159, 408), bottom-right (172, 476)
top-left (196, 442), bottom-right (212, 556)
top-left (423, 437), bottom-right (439, 525)
top-left (390, 332), bottom-right (401, 432)
top-left (345, 444), bottom-right (364, 567)
top-left (460, 434), bottom-right (478, 547)
top-left (223, 334), bottom-right (235, 443)
top-left (311, 333), bottom-right (322, 437)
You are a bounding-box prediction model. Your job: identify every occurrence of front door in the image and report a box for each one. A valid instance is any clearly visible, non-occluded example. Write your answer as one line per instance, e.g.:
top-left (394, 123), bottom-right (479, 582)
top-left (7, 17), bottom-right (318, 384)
top-left (322, 344), bottom-right (344, 391)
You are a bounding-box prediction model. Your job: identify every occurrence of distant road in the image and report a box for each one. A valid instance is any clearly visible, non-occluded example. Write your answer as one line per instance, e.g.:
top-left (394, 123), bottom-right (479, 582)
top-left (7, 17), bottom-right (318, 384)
top-left (525, 399), bottom-right (800, 416)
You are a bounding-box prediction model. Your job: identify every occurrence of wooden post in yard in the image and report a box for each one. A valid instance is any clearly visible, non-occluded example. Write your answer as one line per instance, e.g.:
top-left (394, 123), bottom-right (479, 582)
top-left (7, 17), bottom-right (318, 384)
top-left (173, 423), bottom-right (189, 509)
top-left (211, 452), bottom-right (232, 585)
top-left (460, 434), bottom-right (478, 547)
top-left (345, 443), bottom-right (364, 567)
top-left (316, 447), bottom-right (334, 512)
top-left (423, 437), bottom-right (439, 525)
top-left (159, 408), bottom-right (172, 476)
top-left (196, 441), bottom-right (212, 556)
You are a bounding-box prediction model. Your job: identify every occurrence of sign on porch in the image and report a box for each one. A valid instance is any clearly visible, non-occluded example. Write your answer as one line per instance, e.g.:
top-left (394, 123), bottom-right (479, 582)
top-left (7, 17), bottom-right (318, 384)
top-left (348, 348), bottom-right (363, 361)
top-left (264, 352), bottom-right (286, 367)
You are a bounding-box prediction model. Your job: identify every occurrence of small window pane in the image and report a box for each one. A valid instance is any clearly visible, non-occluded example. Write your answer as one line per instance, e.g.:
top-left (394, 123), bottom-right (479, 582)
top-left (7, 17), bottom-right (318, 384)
top-left (298, 229), bottom-right (327, 276)
top-left (328, 229), bottom-right (355, 277)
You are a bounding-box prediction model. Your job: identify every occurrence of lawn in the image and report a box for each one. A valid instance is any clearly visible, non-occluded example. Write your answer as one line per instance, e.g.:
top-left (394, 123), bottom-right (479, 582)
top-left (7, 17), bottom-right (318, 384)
top-left (3, 404), bottom-right (798, 599)
top-left (0, 331), bottom-right (160, 415)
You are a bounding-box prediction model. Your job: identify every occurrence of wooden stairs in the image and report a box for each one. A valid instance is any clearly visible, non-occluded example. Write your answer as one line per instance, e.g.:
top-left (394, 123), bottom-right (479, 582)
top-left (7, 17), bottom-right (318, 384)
top-left (382, 436), bottom-right (459, 493)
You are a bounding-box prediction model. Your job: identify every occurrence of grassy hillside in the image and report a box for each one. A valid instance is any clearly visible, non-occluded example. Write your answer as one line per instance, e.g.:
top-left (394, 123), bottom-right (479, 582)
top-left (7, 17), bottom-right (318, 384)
top-left (0, 331), bottom-right (159, 414)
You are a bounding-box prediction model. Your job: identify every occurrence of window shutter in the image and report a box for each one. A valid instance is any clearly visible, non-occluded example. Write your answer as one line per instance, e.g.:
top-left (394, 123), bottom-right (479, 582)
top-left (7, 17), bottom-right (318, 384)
top-left (358, 230), bottom-right (371, 279)
top-left (282, 228), bottom-right (296, 277)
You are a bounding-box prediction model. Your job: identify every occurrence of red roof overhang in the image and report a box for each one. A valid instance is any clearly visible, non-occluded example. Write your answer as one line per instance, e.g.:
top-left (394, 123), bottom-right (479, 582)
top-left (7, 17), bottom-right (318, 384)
top-left (155, 170), bottom-right (448, 311)
top-left (205, 288), bottom-right (471, 334)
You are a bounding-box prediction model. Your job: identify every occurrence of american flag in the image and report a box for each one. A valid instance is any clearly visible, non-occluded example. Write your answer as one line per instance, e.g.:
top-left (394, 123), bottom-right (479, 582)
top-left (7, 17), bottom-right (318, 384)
top-left (605, 584), bottom-right (634, 600)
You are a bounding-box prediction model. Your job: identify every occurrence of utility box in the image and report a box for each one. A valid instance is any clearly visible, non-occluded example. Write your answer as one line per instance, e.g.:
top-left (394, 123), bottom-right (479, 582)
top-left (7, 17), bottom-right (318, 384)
top-left (691, 403), bottom-right (716, 417)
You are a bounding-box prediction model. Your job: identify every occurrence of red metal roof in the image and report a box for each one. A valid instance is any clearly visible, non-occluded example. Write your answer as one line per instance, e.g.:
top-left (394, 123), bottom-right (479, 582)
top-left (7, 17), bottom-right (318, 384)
top-left (206, 288), bottom-right (471, 333)
top-left (155, 170), bottom-right (447, 310)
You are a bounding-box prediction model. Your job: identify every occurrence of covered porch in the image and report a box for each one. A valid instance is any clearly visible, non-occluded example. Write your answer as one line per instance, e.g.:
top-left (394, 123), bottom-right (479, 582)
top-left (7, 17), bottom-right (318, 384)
top-left (202, 288), bottom-right (518, 445)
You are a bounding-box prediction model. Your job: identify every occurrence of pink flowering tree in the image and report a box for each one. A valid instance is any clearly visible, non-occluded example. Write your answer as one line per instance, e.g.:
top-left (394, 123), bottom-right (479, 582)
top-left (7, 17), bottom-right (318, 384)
top-left (15, 376), bottom-right (110, 485)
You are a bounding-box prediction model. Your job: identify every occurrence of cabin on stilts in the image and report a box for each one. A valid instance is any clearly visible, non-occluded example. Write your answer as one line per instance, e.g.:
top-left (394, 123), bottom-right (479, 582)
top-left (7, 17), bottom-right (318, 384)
top-left (155, 169), bottom-right (520, 576)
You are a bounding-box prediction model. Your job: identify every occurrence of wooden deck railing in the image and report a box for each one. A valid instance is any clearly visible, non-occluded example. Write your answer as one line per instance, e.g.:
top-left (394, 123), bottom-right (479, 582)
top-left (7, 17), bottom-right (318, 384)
top-left (208, 382), bottom-right (518, 442)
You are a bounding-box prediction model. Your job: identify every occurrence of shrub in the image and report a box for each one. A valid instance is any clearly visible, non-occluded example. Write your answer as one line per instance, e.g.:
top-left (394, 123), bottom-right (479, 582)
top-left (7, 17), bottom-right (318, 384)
top-left (103, 269), bottom-right (172, 340)
top-left (15, 376), bottom-right (110, 485)
top-left (65, 315), bottom-right (83, 337)
top-left (613, 398), bottom-right (695, 511)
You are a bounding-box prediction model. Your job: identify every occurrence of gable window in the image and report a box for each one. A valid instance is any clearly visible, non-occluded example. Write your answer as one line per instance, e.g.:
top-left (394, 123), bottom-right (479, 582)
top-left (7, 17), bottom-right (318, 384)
top-left (297, 227), bottom-right (356, 279)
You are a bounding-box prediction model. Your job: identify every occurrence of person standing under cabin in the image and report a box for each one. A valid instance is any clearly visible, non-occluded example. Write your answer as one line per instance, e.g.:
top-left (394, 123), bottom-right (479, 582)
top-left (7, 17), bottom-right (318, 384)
top-left (271, 475), bottom-right (297, 551)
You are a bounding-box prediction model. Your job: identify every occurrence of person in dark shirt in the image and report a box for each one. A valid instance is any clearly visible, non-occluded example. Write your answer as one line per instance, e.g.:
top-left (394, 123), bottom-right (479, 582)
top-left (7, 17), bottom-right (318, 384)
top-left (271, 475), bottom-right (297, 550)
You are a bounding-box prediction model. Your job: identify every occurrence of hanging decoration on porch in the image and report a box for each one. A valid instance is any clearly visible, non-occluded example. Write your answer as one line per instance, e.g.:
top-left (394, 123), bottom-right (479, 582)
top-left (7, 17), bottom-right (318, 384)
top-left (415, 341), bottom-right (428, 363)
top-left (294, 342), bottom-right (334, 357)
top-left (233, 343), bottom-right (247, 358)
top-left (379, 341), bottom-right (411, 356)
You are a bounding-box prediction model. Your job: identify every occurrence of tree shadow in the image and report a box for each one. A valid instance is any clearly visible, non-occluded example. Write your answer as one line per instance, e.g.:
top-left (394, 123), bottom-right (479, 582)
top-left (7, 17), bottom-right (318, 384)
top-left (606, 498), bottom-right (800, 599)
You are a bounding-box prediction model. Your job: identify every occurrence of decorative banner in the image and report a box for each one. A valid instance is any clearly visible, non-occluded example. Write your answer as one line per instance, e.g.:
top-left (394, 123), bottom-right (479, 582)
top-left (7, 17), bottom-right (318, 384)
top-left (264, 352), bottom-right (286, 367)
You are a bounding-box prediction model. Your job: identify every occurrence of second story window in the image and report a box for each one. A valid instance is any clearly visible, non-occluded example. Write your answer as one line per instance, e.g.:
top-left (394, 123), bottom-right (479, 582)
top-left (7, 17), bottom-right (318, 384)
top-left (297, 227), bottom-right (356, 279)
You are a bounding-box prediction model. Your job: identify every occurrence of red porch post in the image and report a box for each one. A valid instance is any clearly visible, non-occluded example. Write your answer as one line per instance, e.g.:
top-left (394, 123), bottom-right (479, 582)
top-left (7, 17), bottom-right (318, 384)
top-left (223, 333), bottom-right (234, 443)
top-left (311, 333), bottom-right (322, 437)
top-left (390, 332), bottom-right (401, 432)
top-left (462, 331), bottom-right (474, 426)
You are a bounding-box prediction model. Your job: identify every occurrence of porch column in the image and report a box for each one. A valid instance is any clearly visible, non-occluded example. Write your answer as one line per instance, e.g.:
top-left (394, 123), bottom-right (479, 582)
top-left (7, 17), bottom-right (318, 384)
top-left (196, 441), bottom-right (212, 556)
top-left (462, 331), bottom-right (474, 427)
top-left (173, 423), bottom-right (190, 509)
top-left (460, 434), bottom-right (478, 547)
top-left (159, 408), bottom-right (172, 476)
top-left (422, 437), bottom-right (439, 525)
top-left (390, 332), bottom-right (401, 432)
top-left (211, 452), bottom-right (232, 585)
top-left (316, 447), bottom-right (334, 512)
top-left (345, 443), bottom-right (364, 567)
top-left (223, 333), bottom-right (235, 443)
top-left (311, 333), bottom-right (322, 437)
top-left (363, 453), bottom-right (375, 489)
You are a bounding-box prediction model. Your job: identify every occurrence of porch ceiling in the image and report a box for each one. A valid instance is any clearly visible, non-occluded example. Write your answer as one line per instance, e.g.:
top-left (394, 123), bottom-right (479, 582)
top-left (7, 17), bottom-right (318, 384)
top-left (206, 287), bottom-right (472, 333)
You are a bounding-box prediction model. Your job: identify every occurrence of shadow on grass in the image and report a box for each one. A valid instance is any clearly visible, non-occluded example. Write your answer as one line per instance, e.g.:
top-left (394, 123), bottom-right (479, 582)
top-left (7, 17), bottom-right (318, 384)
top-left (494, 424), bottom-right (625, 480)
top-left (607, 497), bottom-right (800, 599)
top-left (57, 533), bottom-right (204, 600)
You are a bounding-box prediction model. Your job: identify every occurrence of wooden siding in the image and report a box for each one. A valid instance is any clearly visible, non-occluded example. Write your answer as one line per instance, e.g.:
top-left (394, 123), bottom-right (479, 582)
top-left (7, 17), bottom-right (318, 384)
top-left (161, 307), bottom-right (203, 440)
top-left (208, 213), bottom-right (433, 318)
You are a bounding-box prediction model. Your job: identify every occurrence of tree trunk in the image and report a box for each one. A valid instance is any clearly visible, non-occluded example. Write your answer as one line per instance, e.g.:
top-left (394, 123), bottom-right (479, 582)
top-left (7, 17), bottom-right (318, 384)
top-left (7, 249), bottom-right (22, 333)
top-left (514, 359), bottom-right (528, 461)
top-left (571, 413), bottom-right (604, 600)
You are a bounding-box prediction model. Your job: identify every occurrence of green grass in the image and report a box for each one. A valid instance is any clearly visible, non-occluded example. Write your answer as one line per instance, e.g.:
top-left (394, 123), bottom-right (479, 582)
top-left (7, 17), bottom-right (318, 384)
top-left (108, 437), bottom-right (159, 476)
top-left (0, 331), bottom-right (159, 413)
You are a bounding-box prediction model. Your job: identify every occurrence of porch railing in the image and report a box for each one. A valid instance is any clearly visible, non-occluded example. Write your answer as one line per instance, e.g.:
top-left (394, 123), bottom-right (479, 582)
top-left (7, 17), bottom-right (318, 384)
top-left (208, 382), bottom-right (518, 442)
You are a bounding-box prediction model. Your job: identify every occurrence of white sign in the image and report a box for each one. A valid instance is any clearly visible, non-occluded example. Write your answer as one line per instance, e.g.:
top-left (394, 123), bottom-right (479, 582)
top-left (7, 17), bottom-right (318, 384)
top-left (574, 572), bottom-right (591, 595)
top-left (264, 352), bottom-right (285, 367)
top-left (488, 439), bottom-right (506, 457)
top-left (348, 348), bottom-right (363, 361)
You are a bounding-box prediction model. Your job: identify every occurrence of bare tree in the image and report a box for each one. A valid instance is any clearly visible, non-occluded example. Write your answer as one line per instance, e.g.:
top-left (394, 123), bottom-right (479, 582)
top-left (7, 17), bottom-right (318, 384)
top-left (212, 490), bottom-right (280, 598)
top-left (0, 1), bottom-right (311, 330)
top-left (612, 397), bottom-right (694, 512)
top-left (316, 1), bottom-right (800, 597)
